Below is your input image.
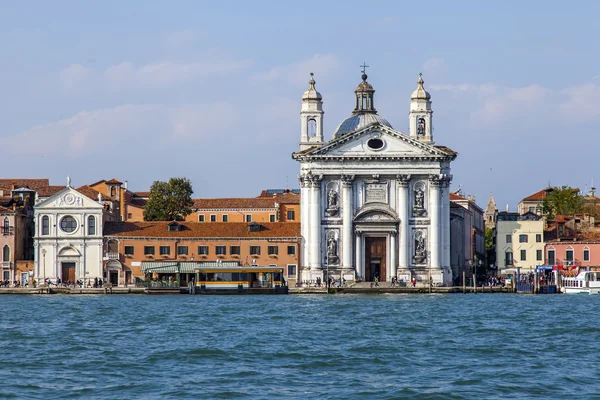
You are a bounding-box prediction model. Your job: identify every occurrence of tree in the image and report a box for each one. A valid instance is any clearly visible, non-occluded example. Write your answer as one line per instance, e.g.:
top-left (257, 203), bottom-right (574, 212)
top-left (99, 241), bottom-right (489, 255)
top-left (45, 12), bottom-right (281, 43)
top-left (541, 186), bottom-right (583, 219)
top-left (485, 227), bottom-right (494, 252)
top-left (143, 177), bottom-right (194, 221)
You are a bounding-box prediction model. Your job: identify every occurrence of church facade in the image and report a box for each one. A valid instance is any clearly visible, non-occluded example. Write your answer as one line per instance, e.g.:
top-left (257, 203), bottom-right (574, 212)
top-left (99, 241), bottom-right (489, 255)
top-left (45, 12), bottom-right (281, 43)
top-left (293, 71), bottom-right (457, 285)
top-left (33, 181), bottom-right (105, 284)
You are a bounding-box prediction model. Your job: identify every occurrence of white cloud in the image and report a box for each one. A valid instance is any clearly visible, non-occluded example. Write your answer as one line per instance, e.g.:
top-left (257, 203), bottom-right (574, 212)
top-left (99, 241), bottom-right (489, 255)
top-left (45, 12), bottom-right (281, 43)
top-left (59, 64), bottom-right (95, 91)
top-left (560, 83), bottom-right (600, 122)
top-left (0, 102), bottom-right (247, 157)
top-left (58, 59), bottom-right (254, 92)
top-left (251, 54), bottom-right (342, 86)
top-left (422, 57), bottom-right (447, 74)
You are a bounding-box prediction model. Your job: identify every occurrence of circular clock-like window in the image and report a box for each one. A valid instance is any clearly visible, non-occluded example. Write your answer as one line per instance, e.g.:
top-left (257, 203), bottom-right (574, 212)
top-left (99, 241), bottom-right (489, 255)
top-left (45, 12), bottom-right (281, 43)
top-left (60, 216), bottom-right (77, 233)
top-left (367, 138), bottom-right (384, 150)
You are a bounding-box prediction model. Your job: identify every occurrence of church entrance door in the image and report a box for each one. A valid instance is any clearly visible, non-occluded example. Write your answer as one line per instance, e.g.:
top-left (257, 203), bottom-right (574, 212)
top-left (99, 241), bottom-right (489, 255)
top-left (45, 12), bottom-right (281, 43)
top-left (61, 262), bottom-right (76, 283)
top-left (365, 237), bottom-right (386, 282)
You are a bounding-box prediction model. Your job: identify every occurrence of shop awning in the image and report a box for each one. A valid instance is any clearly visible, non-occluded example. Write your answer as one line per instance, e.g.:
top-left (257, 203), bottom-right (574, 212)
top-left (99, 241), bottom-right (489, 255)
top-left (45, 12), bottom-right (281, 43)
top-left (141, 261), bottom-right (197, 274)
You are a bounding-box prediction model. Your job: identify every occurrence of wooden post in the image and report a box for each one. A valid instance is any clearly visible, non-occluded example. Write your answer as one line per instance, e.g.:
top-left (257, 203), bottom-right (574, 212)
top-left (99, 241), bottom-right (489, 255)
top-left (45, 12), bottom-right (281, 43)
top-left (473, 274), bottom-right (476, 293)
top-left (462, 271), bottom-right (466, 294)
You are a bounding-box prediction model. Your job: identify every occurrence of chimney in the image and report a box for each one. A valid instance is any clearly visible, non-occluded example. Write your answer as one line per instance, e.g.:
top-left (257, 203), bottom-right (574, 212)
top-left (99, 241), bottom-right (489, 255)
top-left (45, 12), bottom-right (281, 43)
top-left (506, 204), bottom-right (509, 212)
top-left (591, 186), bottom-right (596, 198)
top-left (124, 181), bottom-right (128, 191)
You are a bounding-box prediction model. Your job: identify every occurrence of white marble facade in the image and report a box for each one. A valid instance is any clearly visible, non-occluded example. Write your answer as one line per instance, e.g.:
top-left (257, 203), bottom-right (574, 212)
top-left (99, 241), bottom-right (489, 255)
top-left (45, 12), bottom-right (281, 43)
top-left (34, 183), bottom-right (103, 285)
top-left (293, 72), bottom-right (456, 285)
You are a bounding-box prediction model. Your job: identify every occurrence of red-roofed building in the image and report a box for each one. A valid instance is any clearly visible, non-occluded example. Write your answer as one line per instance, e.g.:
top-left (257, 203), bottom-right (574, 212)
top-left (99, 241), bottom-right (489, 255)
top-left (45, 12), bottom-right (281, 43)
top-left (103, 221), bottom-right (302, 286)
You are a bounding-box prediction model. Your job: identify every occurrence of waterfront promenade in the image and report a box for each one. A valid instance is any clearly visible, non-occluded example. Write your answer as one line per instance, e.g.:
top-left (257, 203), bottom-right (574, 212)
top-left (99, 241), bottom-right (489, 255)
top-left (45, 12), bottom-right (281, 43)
top-left (0, 284), bottom-right (512, 295)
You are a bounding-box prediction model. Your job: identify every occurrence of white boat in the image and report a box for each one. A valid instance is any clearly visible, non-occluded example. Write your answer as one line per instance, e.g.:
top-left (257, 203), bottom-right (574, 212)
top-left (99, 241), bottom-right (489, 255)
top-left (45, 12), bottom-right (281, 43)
top-left (562, 271), bottom-right (600, 294)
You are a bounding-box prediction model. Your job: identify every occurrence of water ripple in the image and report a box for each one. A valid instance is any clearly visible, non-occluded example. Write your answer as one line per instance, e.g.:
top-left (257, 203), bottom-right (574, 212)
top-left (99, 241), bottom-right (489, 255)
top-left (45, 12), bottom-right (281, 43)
top-left (0, 294), bottom-right (599, 399)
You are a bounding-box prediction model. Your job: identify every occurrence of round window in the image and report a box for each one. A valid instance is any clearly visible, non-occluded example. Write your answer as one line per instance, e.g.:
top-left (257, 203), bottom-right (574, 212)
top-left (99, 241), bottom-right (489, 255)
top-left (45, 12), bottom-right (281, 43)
top-left (60, 216), bottom-right (77, 233)
top-left (367, 138), bottom-right (384, 150)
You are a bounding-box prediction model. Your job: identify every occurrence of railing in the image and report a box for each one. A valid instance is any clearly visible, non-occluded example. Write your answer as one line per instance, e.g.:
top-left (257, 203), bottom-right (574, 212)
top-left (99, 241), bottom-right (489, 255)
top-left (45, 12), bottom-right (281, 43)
top-left (1, 261), bottom-right (13, 269)
top-left (139, 280), bottom-right (181, 288)
top-left (2, 227), bottom-right (13, 235)
top-left (106, 252), bottom-right (120, 260)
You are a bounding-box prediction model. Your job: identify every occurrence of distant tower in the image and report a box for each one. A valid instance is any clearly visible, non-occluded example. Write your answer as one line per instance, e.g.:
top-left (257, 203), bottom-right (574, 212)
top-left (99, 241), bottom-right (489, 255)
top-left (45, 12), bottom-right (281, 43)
top-left (409, 73), bottom-right (433, 143)
top-left (299, 73), bottom-right (324, 151)
top-left (484, 193), bottom-right (497, 229)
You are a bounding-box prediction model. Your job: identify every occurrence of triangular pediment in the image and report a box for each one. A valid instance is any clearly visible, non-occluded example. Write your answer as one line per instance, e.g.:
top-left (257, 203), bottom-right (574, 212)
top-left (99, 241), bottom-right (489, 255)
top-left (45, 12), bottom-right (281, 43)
top-left (35, 186), bottom-right (103, 210)
top-left (294, 124), bottom-right (455, 160)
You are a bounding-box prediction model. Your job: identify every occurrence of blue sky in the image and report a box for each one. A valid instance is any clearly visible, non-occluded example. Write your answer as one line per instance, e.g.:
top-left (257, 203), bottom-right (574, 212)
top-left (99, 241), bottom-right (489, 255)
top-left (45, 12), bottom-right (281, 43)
top-left (1, 1), bottom-right (599, 210)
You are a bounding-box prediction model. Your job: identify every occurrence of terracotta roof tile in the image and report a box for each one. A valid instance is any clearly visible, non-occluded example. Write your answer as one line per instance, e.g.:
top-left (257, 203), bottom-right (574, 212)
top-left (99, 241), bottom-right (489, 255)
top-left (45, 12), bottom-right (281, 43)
top-left (450, 192), bottom-right (467, 201)
top-left (0, 179), bottom-right (49, 190)
top-left (37, 185), bottom-right (65, 197)
top-left (89, 179), bottom-right (106, 186)
top-left (0, 206), bottom-right (15, 214)
top-left (105, 178), bottom-right (123, 184)
top-left (521, 187), bottom-right (579, 202)
top-left (104, 221), bottom-right (301, 238)
top-left (129, 198), bottom-right (147, 207)
top-left (76, 185), bottom-right (108, 201)
top-left (193, 197), bottom-right (277, 209)
top-left (272, 193), bottom-right (300, 204)
top-left (134, 192), bottom-right (150, 198)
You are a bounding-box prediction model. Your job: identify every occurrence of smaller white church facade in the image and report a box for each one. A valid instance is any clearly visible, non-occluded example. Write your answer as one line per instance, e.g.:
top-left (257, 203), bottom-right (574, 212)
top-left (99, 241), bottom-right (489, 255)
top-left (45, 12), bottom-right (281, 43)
top-left (34, 183), bottom-right (104, 284)
top-left (293, 71), bottom-right (457, 285)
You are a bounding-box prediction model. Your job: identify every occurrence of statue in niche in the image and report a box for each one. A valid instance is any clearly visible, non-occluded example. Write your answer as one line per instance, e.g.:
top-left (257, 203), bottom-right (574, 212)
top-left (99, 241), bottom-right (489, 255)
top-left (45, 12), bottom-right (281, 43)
top-left (327, 235), bottom-right (338, 264)
top-left (417, 118), bottom-right (426, 136)
top-left (413, 231), bottom-right (427, 264)
top-left (413, 187), bottom-right (427, 217)
top-left (326, 188), bottom-right (339, 216)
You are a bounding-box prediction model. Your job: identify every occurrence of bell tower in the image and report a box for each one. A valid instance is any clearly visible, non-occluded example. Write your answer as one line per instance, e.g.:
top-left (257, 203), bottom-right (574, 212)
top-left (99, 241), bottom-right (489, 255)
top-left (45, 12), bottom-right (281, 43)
top-left (300, 73), bottom-right (324, 151)
top-left (409, 73), bottom-right (433, 143)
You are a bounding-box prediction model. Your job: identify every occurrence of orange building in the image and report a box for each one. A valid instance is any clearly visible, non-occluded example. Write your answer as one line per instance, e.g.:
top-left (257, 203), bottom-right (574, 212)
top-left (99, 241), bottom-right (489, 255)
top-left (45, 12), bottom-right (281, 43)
top-left (186, 189), bottom-right (300, 223)
top-left (89, 178), bottom-right (147, 222)
top-left (103, 221), bottom-right (302, 286)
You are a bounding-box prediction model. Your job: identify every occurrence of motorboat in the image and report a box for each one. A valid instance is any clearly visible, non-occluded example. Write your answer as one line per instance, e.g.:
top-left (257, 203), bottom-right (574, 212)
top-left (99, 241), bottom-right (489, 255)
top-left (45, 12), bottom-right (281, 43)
top-left (562, 271), bottom-right (600, 294)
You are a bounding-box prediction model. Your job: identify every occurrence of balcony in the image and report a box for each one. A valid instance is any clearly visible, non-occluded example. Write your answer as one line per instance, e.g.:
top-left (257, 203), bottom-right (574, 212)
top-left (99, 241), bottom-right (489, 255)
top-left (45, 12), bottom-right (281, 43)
top-left (1, 261), bottom-right (13, 269)
top-left (106, 252), bottom-right (120, 260)
top-left (2, 227), bottom-right (13, 235)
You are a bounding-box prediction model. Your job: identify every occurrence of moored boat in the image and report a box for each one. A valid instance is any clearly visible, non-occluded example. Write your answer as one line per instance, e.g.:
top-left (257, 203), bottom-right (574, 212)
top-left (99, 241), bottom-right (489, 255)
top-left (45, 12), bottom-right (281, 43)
top-left (562, 271), bottom-right (600, 294)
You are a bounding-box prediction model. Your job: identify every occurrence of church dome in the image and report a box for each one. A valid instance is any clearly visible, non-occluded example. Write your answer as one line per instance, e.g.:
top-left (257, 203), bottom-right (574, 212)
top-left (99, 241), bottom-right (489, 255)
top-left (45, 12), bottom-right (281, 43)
top-left (332, 69), bottom-right (392, 138)
top-left (355, 73), bottom-right (374, 91)
top-left (302, 73), bottom-right (322, 100)
top-left (333, 113), bottom-right (392, 138)
top-left (411, 74), bottom-right (431, 100)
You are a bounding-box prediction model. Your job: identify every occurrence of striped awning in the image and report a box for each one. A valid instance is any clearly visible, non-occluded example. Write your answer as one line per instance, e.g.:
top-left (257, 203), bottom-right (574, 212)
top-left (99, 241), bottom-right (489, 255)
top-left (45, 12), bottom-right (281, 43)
top-left (141, 261), bottom-right (198, 274)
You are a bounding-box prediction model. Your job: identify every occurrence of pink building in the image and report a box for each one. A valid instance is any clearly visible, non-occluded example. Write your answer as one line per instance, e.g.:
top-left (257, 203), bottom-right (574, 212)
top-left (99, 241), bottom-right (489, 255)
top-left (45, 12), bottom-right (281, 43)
top-left (545, 242), bottom-right (600, 268)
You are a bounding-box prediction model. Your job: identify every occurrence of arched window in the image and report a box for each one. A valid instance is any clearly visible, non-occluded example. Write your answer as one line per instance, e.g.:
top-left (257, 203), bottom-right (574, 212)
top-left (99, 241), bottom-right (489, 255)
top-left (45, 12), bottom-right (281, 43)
top-left (2, 245), bottom-right (9, 262)
top-left (307, 119), bottom-right (317, 137)
top-left (2, 217), bottom-right (8, 234)
top-left (417, 118), bottom-right (426, 136)
top-left (42, 216), bottom-right (49, 236)
top-left (110, 187), bottom-right (116, 197)
top-left (88, 216), bottom-right (96, 235)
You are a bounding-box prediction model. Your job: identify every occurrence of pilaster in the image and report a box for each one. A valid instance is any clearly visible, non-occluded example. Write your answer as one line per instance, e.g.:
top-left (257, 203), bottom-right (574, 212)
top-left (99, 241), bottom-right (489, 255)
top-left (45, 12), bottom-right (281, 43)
top-left (341, 174), bottom-right (355, 271)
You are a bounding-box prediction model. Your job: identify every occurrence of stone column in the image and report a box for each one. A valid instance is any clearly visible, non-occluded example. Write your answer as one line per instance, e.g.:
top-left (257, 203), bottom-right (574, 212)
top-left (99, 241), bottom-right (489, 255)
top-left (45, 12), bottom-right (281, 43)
top-left (441, 175), bottom-right (452, 269)
top-left (355, 231), bottom-right (363, 280)
top-left (341, 175), bottom-right (354, 271)
top-left (310, 175), bottom-right (323, 271)
top-left (429, 175), bottom-right (442, 270)
top-left (299, 175), bottom-right (311, 273)
top-left (396, 175), bottom-right (410, 274)
top-left (390, 232), bottom-right (397, 280)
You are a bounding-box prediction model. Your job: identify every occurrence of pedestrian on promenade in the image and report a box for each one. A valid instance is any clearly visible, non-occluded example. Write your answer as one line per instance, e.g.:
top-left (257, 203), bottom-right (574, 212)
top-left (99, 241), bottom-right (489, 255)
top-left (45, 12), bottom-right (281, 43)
top-left (411, 277), bottom-right (416, 287)
top-left (374, 276), bottom-right (379, 287)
